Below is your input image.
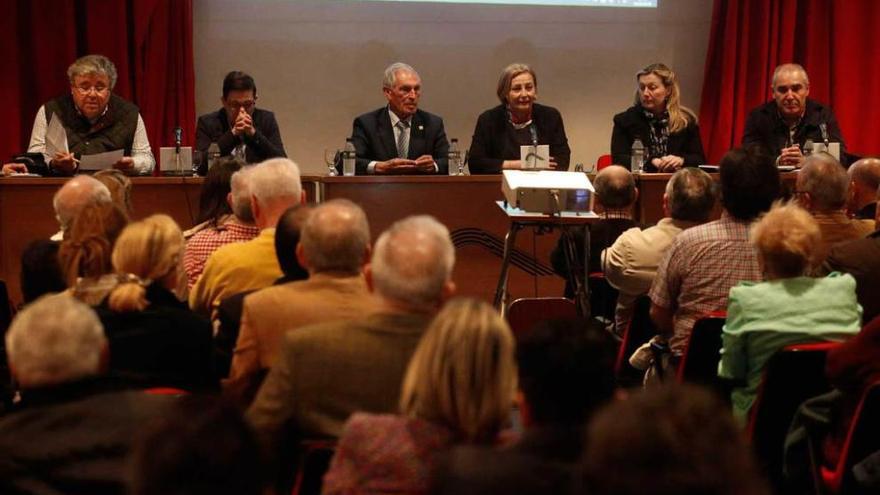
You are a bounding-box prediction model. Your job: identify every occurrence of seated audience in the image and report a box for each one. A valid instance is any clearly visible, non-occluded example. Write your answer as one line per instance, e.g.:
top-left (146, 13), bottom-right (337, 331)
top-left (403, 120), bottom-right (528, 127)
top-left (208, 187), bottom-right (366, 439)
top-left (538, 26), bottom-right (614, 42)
top-left (718, 202), bottom-right (862, 421)
top-left (796, 153), bottom-right (873, 261)
top-left (602, 167), bottom-right (715, 334)
top-left (846, 157), bottom-right (880, 223)
top-left (184, 157), bottom-right (260, 288)
top-left (432, 317), bottom-right (617, 495)
top-left (189, 158), bottom-right (302, 318)
top-left (97, 215), bottom-right (215, 392)
top-left (227, 199), bottom-right (377, 396)
top-left (52, 175), bottom-right (112, 240)
top-left (649, 145), bottom-right (780, 359)
top-left (581, 384), bottom-right (770, 495)
top-left (93, 168), bottom-right (133, 216)
top-left (20, 239), bottom-right (66, 303)
top-left (0, 294), bottom-right (177, 494)
top-left (322, 297), bottom-right (516, 494)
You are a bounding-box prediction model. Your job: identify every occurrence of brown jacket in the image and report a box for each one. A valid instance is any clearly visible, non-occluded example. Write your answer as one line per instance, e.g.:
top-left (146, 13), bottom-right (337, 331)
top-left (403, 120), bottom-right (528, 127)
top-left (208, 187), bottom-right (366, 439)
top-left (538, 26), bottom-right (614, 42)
top-left (813, 211), bottom-right (874, 261)
top-left (824, 231), bottom-right (880, 323)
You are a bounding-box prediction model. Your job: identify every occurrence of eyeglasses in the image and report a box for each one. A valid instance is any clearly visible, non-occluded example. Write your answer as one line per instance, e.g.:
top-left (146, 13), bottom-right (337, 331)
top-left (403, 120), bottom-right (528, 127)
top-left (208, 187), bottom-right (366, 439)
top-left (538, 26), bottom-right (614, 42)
top-left (73, 85), bottom-right (109, 95)
top-left (227, 100), bottom-right (256, 110)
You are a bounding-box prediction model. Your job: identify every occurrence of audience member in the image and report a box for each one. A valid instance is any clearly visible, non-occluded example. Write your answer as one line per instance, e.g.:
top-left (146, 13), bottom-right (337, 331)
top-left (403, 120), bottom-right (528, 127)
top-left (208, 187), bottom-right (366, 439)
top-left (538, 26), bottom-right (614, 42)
top-left (718, 202), bottom-right (861, 421)
top-left (323, 297), bottom-right (515, 494)
top-left (0, 294), bottom-right (176, 494)
top-left (58, 202), bottom-right (129, 305)
top-left (227, 199), bottom-right (376, 396)
top-left (581, 384), bottom-right (770, 495)
top-left (97, 215), bottom-right (215, 391)
top-left (432, 317), bottom-right (617, 495)
top-left (602, 167), bottom-right (715, 334)
top-left (649, 145), bottom-right (779, 359)
top-left (846, 157), bottom-right (880, 223)
top-left (796, 153), bottom-right (873, 260)
top-left (247, 214), bottom-right (456, 451)
top-left (52, 175), bottom-right (112, 239)
top-left (19, 239), bottom-right (66, 303)
top-left (93, 168), bottom-right (133, 216)
top-left (184, 157), bottom-right (260, 288)
top-left (189, 158), bottom-right (302, 318)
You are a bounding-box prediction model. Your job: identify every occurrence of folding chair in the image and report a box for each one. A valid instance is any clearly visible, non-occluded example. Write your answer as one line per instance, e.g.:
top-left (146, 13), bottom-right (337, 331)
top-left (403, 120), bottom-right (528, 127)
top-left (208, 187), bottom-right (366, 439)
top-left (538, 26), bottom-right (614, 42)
top-left (614, 295), bottom-right (656, 387)
top-left (820, 381), bottom-right (880, 494)
top-left (676, 311), bottom-right (726, 392)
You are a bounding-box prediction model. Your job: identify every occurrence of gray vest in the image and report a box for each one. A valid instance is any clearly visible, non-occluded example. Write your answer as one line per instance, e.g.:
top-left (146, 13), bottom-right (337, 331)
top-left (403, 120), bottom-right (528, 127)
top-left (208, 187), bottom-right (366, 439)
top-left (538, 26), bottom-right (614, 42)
top-left (44, 94), bottom-right (139, 158)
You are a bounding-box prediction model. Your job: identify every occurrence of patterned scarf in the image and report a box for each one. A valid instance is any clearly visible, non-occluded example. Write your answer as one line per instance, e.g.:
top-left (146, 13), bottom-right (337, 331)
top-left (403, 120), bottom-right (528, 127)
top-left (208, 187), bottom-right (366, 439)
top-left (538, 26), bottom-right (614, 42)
top-left (643, 108), bottom-right (670, 160)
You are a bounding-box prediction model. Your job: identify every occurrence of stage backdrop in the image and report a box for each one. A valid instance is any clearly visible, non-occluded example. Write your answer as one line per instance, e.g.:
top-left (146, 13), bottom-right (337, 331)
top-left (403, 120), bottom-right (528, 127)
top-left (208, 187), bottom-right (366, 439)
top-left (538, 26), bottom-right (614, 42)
top-left (193, 0), bottom-right (713, 174)
top-left (699, 0), bottom-right (880, 164)
top-left (2, 0), bottom-right (195, 171)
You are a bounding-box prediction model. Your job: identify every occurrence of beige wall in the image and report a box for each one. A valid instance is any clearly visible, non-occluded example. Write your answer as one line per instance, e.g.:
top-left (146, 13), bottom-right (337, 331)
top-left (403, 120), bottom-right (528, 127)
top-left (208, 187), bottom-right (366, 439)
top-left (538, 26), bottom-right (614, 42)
top-left (194, 0), bottom-right (712, 174)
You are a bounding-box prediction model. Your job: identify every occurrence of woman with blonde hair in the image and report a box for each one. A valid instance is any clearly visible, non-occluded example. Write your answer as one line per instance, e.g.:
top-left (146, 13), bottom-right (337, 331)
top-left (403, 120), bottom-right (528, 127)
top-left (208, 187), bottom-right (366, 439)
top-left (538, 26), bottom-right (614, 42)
top-left (96, 214), bottom-right (215, 391)
top-left (718, 202), bottom-right (861, 421)
top-left (611, 63), bottom-right (705, 171)
top-left (322, 298), bottom-right (517, 494)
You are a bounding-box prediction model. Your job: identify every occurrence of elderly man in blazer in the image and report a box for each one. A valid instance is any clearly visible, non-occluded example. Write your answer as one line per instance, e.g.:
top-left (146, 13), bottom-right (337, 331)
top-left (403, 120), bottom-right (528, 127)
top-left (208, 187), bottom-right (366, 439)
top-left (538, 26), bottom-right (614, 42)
top-left (340, 62), bottom-right (450, 175)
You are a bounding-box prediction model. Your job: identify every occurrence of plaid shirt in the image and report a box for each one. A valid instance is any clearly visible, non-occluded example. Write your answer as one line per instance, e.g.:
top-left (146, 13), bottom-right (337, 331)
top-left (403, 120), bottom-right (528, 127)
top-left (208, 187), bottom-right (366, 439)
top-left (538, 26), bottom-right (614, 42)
top-left (649, 212), bottom-right (762, 354)
top-left (184, 220), bottom-right (261, 289)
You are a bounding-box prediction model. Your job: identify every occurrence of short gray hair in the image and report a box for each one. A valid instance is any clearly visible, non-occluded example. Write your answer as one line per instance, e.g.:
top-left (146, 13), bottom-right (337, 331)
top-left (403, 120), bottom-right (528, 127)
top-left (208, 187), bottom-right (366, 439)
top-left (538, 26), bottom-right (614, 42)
top-left (301, 199), bottom-right (370, 274)
top-left (665, 168), bottom-right (717, 222)
top-left (230, 166), bottom-right (254, 222)
top-left (771, 63), bottom-right (810, 88)
top-left (383, 62), bottom-right (419, 89)
top-left (247, 158), bottom-right (302, 206)
top-left (799, 153), bottom-right (848, 211)
top-left (6, 294), bottom-right (106, 388)
top-left (371, 215), bottom-right (455, 311)
top-left (53, 175), bottom-right (113, 234)
top-left (68, 54), bottom-right (118, 89)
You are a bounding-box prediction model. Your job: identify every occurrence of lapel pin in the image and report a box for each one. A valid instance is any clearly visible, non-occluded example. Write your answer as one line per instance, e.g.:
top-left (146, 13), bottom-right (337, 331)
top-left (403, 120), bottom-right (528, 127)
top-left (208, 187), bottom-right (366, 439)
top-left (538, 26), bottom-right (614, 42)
top-left (418, 125), bottom-right (424, 131)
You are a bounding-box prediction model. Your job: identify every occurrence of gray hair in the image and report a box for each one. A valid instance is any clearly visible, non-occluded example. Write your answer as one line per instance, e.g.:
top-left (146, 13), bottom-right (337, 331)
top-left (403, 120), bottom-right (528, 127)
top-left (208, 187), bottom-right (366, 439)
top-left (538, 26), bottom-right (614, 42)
top-left (53, 175), bottom-right (113, 234)
top-left (799, 153), bottom-right (848, 211)
top-left (665, 168), bottom-right (717, 222)
top-left (771, 63), bottom-right (810, 88)
top-left (6, 294), bottom-right (107, 388)
top-left (371, 215), bottom-right (455, 311)
top-left (67, 54), bottom-right (118, 89)
top-left (247, 158), bottom-right (302, 206)
top-left (230, 167), bottom-right (254, 222)
top-left (383, 62), bottom-right (419, 89)
top-left (301, 199), bottom-right (370, 274)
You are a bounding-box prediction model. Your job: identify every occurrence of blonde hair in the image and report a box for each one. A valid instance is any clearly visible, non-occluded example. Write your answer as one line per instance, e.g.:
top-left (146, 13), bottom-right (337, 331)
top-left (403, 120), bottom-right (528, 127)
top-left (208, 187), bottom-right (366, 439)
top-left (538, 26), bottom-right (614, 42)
top-left (58, 202), bottom-right (130, 287)
top-left (750, 202), bottom-right (822, 278)
top-left (107, 215), bottom-right (185, 312)
top-left (634, 63), bottom-right (695, 133)
top-left (399, 298), bottom-right (516, 443)
top-left (496, 63), bottom-right (537, 105)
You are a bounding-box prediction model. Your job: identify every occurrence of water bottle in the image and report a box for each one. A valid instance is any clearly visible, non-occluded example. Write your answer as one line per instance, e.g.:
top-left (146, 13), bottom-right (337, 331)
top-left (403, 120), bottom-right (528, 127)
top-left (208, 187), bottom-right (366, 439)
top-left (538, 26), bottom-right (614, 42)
top-left (448, 138), bottom-right (462, 176)
top-left (207, 142), bottom-right (221, 172)
top-left (342, 138), bottom-right (356, 176)
top-left (631, 139), bottom-right (644, 173)
top-left (803, 138), bottom-right (814, 157)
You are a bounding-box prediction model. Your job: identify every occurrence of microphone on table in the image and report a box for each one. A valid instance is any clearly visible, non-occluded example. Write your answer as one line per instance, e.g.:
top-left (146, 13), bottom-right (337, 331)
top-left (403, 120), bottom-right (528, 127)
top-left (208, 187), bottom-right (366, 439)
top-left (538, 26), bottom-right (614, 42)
top-left (174, 126), bottom-right (183, 154)
top-left (819, 123), bottom-right (829, 148)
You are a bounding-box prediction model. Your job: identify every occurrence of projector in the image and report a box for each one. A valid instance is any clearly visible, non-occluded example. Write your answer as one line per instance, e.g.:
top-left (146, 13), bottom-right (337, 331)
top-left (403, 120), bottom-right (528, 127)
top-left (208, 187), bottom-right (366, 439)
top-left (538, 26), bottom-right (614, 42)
top-left (502, 170), bottom-right (595, 215)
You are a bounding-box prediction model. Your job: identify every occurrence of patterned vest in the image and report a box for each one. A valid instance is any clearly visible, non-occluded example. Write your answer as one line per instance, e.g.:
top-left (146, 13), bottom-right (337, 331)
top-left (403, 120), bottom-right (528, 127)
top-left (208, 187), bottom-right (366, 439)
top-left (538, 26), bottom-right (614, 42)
top-left (44, 93), bottom-right (139, 158)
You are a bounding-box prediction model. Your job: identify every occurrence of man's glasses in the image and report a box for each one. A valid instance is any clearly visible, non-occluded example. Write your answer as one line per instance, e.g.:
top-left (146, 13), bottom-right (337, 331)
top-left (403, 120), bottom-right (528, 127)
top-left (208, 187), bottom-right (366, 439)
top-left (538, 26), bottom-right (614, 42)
top-left (74, 85), bottom-right (109, 95)
top-left (228, 100), bottom-right (256, 110)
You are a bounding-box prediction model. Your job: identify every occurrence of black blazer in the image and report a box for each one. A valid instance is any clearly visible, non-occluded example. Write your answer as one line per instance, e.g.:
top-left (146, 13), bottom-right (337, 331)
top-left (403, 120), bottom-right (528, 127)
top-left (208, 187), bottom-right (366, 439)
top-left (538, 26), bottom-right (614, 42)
top-left (195, 107), bottom-right (286, 167)
top-left (468, 103), bottom-right (570, 174)
top-left (343, 107), bottom-right (450, 175)
top-left (611, 105), bottom-right (705, 171)
top-left (741, 99), bottom-right (847, 164)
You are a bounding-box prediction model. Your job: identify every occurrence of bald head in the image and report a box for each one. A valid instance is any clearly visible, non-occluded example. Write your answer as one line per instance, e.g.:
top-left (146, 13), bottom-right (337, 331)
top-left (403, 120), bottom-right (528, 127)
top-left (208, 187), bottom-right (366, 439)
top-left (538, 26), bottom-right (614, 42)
top-left (53, 176), bottom-right (112, 235)
top-left (300, 199), bottom-right (370, 275)
top-left (798, 153), bottom-right (848, 212)
top-left (594, 165), bottom-right (636, 209)
top-left (848, 158), bottom-right (880, 213)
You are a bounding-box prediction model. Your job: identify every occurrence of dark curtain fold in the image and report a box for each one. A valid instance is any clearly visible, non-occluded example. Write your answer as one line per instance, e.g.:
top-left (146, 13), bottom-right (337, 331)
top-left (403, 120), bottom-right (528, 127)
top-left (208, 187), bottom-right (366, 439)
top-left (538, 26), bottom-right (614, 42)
top-left (699, 0), bottom-right (880, 164)
top-left (3, 0), bottom-right (195, 175)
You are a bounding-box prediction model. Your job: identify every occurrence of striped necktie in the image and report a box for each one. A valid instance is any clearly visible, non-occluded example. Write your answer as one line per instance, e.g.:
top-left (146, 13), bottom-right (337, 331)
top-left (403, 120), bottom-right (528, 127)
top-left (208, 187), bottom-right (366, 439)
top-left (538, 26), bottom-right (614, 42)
top-left (396, 120), bottom-right (410, 159)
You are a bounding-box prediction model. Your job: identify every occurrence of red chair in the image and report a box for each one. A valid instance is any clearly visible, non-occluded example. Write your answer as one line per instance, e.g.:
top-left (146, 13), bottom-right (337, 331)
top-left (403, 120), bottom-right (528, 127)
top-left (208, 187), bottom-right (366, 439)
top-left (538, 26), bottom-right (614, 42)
top-left (596, 154), bottom-right (613, 171)
top-left (614, 295), bottom-right (656, 387)
top-left (506, 297), bottom-right (577, 341)
top-left (820, 381), bottom-right (880, 494)
top-left (143, 387), bottom-right (190, 396)
top-left (291, 439), bottom-right (337, 495)
top-left (676, 311), bottom-right (726, 390)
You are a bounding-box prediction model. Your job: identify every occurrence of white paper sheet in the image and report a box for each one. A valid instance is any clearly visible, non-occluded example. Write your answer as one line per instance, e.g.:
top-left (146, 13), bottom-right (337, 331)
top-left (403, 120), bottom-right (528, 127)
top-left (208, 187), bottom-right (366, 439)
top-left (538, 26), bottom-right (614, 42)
top-left (79, 149), bottom-right (124, 171)
top-left (520, 144), bottom-right (550, 169)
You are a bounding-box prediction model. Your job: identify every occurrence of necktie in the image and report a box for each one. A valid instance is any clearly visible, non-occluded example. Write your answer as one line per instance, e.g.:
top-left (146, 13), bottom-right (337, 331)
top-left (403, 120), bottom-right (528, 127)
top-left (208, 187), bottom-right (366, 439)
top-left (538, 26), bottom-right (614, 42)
top-left (396, 120), bottom-right (410, 159)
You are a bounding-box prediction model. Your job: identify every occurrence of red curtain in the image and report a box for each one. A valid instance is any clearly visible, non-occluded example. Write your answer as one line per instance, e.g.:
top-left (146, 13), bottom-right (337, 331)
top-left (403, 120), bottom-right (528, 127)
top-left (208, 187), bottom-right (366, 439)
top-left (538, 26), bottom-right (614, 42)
top-left (698, 0), bottom-right (880, 164)
top-left (2, 0), bottom-right (195, 175)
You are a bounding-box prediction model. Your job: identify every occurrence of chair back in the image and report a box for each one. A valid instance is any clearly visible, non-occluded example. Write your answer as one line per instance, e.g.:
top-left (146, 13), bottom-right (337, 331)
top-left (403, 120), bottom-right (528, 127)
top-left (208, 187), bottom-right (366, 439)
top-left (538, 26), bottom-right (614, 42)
top-left (676, 311), bottom-right (726, 390)
top-left (614, 295), bottom-right (656, 386)
top-left (506, 297), bottom-right (577, 341)
top-left (821, 381), bottom-right (880, 494)
top-left (596, 154), bottom-right (613, 171)
top-left (291, 439), bottom-right (337, 495)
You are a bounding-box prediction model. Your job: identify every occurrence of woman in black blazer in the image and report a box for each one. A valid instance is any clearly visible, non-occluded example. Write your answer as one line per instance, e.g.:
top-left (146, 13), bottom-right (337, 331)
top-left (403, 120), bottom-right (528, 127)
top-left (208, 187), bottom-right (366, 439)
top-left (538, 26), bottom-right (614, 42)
top-left (611, 63), bottom-right (705, 172)
top-left (468, 63), bottom-right (570, 174)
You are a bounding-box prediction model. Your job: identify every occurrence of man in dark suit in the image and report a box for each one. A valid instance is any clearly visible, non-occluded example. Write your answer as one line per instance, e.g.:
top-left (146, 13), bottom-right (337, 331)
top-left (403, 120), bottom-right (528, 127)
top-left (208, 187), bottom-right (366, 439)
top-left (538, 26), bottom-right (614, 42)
top-left (342, 63), bottom-right (449, 175)
top-left (195, 71), bottom-right (286, 169)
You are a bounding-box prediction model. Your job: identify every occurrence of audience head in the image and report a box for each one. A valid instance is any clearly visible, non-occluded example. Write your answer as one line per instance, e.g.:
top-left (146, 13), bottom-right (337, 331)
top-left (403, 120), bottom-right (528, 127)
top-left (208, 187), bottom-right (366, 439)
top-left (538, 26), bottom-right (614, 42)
top-left (496, 63), bottom-right (537, 116)
top-left (719, 145), bottom-right (780, 221)
top-left (221, 71), bottom-right (257, 122)
top-left (796, 152), bottom-right (848, 213)
top-left (400, 298), bottom-right (516, 443)
top-left (368, 215), bottom-right (455, 312)
top-left (6, 293), bottom-right (107, 389)
top-left (57, 202), bottom-right (130, 287)
top-left (770, 63), bottom-right (810, 121)
top-left (664, 167), bottom-right (716, 222)
top-left (53, 175), bottom-right (112, 235)
top-left (197, 157), bottom-right (245, 226)
top-left (108, 215), bottom-right (185, 312)
top-left (594, 165), bottom-right (637, 210)
top-left (751, 202), bottom-right (822, 279)
top-left (299, 199), bottom-right (370, 276)
top-left (230, 165), bottom-right (254, 223)
top-left (93, 169), bottom-right (133, 215)
top-left (382, 62), bottom-right (421, 119)
top-left (517, 318), bottom-right (616, 427)
top-left (633, 63), bottom-right (690, 132)
top-left (20, 239), bottom-right (66, 303)
top-left (130, 400), bottom-right (266, 495)
top-left (847, 157), bottom-right (880, 213)
top-left (247, 158), bottom-right (302, 229)
top-left (274, 204), bottom-right (311, 281)
top-left (67, 54), bottom-right (117, 120)
top-left (582, 384), bottom-right (770, 495)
